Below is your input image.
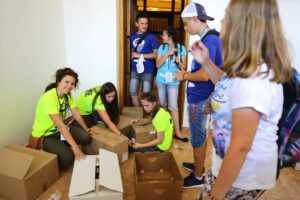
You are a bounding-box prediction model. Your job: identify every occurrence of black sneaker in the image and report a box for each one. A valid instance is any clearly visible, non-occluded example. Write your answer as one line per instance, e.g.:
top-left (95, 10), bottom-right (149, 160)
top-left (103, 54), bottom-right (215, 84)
top-left (173, 134), bottom-right (189, 142)
top-left (182, 162), bottom-right (205, 175)
top-left (183, 173), bottom-right (205, 188)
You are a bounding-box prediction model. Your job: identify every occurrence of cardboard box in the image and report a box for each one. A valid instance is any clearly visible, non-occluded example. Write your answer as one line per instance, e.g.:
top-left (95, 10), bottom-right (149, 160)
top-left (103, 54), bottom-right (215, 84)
top-left (97, 115), bottom-right (135, 137)
top-left (132, 118), bottom-right (157, 144)
top-left (0, 145), bottom-right (59, 200)
top-left (134, 151), bottom-right (183, 200)
top-left (82, 128), bottom-right (129, 164)
top-left (69, 149), bottom-right (123, 200)
top-left (122, 107), bottom-right (144, 118)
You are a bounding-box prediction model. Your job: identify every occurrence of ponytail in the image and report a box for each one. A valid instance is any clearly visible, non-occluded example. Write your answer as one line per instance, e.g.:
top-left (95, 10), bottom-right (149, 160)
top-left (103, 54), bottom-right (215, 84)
top-left (45, 83), bottom-right (57, 92)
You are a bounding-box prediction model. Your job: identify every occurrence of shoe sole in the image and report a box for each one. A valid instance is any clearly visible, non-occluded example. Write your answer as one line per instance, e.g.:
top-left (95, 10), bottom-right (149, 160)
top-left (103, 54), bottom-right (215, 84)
top-left (183, 184), bottom-right (204, 188)
top-left (183, 165), bottom-right (194, 171)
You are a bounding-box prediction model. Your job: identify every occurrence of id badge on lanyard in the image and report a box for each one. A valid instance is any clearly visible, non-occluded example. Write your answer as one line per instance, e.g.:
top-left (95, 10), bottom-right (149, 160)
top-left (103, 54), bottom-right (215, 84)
top-left (165, 56), bottom-right (173, 83)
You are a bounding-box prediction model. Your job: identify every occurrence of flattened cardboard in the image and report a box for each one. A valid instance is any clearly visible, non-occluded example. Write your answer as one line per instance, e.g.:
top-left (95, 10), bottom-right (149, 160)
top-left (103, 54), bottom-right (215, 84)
top-left (82, 128), bottom-right (129, 164)
top-left (121, 107), bottom-right (143, 118)
top-left (69, 149), bottom-right (123, 200)
top-left (134, 152), bottom-right (183, 200)
top-left (132, 118), bottom-right (157, 144)
top-left (69, 156), bottom-right (96, 197)
top-left (99, 149), bottom-right (123, 193)
top-left (0, 145), bottom-right (59, 200)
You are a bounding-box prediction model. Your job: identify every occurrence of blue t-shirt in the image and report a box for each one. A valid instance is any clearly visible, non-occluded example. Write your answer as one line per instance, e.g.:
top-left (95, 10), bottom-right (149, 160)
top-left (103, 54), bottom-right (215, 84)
top-left (156, 43), bottom-right (187, 86)
top-left (187, 29), bottom-right (223, 104)
top-left (130, 31), bottom-right (159, 74)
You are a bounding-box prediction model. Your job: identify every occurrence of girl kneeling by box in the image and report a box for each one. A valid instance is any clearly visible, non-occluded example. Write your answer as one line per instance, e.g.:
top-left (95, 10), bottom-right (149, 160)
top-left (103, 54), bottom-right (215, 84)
top-left (130, 92), bottom-right (174, 152)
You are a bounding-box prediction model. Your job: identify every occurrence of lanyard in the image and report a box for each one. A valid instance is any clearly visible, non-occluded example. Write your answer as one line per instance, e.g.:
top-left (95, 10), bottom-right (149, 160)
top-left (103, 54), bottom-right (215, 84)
top-left (200, 26), bottom-right (209, 40)
top-left (210, 74), bottom-right (229, 120)
top-left (56, 89), bottom-right (66, 117)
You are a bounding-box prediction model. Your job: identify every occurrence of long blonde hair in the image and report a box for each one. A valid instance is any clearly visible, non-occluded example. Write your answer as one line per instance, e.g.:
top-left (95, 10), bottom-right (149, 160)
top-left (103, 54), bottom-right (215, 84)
top-left (222, 0), bottom-right (293, 83)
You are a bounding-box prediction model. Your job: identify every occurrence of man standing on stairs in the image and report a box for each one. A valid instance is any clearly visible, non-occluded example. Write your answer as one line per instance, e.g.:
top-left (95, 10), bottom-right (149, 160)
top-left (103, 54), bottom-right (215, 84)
top-left (175, 2), bottom-right (223, 188)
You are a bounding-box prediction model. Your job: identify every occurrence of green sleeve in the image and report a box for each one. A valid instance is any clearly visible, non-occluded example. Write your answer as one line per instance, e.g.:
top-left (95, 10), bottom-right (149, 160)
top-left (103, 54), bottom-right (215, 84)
top-left (94, 97), bottom-right (106, 111)
top-left (43, 93), bottom-right (60, 114)
top-left (153, 111), bottom-right (168, 132)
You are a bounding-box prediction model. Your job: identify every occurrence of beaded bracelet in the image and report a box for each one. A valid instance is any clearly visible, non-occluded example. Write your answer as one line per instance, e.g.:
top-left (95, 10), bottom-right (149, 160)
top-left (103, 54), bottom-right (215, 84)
top-left (207, 191), bottom-right (216, 200)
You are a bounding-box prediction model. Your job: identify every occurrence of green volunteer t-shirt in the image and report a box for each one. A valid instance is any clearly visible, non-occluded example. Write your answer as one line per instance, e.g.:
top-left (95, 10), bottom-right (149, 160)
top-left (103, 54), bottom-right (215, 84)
top-left (32, 88), bottom-right (76, 137)
top-left (75, 86), bottom-right (106, 115)
top-left (152, 108), bottom-right (174, 151)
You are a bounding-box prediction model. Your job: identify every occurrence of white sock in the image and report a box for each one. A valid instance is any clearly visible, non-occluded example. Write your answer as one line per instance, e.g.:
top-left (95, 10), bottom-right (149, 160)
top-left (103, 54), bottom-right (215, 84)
top-left (195, 175), bottom-right (203, 180)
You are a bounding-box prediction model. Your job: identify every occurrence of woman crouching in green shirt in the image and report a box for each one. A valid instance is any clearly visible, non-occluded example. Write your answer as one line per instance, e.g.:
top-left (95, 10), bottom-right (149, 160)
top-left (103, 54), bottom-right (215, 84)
top-left (74, 82), bottom-right (124, 136)
top-left (31, 68), bottom-right (100, 168)
top-left (129, 92), bottom-right (174, 152)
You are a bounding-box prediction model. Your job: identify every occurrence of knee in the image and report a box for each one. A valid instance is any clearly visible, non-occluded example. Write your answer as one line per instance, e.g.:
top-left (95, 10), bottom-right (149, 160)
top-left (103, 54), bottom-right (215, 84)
top-left (80, 133), bottom-right (92, 145)
top-left (58, 150), bottom-right (74, 169)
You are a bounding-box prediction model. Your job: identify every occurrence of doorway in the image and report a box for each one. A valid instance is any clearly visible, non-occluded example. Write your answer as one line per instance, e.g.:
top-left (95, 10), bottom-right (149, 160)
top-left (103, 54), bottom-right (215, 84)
top-left (119, 0), bottom-right (188, 127)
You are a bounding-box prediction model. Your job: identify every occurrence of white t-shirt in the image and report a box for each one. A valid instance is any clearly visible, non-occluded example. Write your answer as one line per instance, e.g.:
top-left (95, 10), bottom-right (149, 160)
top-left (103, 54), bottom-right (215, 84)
top-left (211, 64), bottom-right (283, 190)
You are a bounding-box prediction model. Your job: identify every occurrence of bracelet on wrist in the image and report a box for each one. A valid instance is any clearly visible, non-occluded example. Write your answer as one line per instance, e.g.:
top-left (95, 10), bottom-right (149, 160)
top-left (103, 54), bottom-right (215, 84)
top-left (207, 191), bottom-right (216, 200)
top-left (183, 72), bottom-right (187, 80)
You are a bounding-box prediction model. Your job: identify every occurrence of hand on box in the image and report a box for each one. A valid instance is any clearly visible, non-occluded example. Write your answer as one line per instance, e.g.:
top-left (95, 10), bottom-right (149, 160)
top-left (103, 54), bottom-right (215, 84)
top-left (73, 146), bottom-right (86, 161)
top-left (89, 129), bottom-right (101, 135)
top-left (132, 142), bottom-right (142, 149)
top-left (130, 118), bottom-right (140, 125)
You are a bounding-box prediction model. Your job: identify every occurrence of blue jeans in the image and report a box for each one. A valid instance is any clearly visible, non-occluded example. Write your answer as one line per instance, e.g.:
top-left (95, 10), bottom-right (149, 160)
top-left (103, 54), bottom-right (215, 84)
top-left (156, 82), bottom-right (179, 111)
top-left (188, 99), bottom-right (209, 148)
top-left (129, 72), bottom-right (154, 96)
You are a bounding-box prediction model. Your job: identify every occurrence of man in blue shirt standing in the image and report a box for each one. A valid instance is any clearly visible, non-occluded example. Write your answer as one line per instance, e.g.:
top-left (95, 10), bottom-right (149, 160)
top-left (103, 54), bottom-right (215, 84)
top-left (175, 2), bottom-right (223, 188)
top-left (130, 13), bottom-right (159, 106)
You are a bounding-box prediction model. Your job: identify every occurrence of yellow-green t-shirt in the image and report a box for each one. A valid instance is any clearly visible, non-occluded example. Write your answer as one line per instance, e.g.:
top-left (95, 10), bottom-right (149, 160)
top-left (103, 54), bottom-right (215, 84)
top-left (75, 86), bottom-right (106, 115)
top-left (152, 108), bottom-right (174, 151)
top-left (32, 88), bottom-right (76, 137)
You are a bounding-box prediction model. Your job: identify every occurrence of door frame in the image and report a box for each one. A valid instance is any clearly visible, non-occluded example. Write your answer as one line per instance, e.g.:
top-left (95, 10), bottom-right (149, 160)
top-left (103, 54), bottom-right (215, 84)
top-left (118, 0), bottom-right (189, 127)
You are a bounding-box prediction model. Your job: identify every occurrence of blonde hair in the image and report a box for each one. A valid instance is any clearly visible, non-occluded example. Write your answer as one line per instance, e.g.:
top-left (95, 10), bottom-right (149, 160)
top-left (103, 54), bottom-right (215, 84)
top-left (222, 0), bottom-right (293, 83)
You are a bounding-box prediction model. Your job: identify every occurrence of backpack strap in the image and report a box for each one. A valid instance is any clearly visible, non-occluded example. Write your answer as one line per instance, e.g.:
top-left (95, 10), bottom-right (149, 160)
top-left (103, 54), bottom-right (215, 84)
top-left (278, 101), bottom-right (300, 167)
top-left (134, 32), bottom-right (151, 52)
top-left (201, 30), bottom-right (220, 42)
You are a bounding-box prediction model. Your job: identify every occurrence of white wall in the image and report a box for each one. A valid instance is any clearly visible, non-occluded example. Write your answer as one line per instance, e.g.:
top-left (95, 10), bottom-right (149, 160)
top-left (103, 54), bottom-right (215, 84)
top-left (0, 0), bottom-right (67, 147)
top-left (63, 0), bottom-right (118, 98)
top-left (183, 0), bottom-right (300, 127)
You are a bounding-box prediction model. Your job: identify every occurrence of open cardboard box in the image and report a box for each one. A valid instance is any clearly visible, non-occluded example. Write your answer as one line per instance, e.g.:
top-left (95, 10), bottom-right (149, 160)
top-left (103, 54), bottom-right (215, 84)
top-left (0, 144), bottom-right (59, 200)
top-left (132, 118), bottom-right (157, 144)
top-left (134, 151), bottom-right (183, 200)
top-left (82, 127), bottom-right (129, 164)
top-left (121, 107), bottom-right (144, 118)
top-left (69, 149), bottom-right (123, 200)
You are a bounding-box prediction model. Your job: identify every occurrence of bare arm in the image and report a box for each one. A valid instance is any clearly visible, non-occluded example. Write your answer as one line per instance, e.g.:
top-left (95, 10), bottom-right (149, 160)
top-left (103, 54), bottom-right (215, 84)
top-left (49, 113), bottom-right (85, 160)
top-left (97, 110), bottom-right (123, 136)
top-left (156, 48), bottom-right (178, 68)
top-left (175, 55), bottom-right (187, 70)
top-left (132, 131), bottom-right (164, 149)
top-left (132, 49), bottom-right (158, 59)
top-left (204, 108), bottom-right (261, 200)
top-left (189, 40), bottom-right (225, 85)
top-left (174, 67), bottom-right (210, 82)
top-left (71, 107), bottom-right (100, 135)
